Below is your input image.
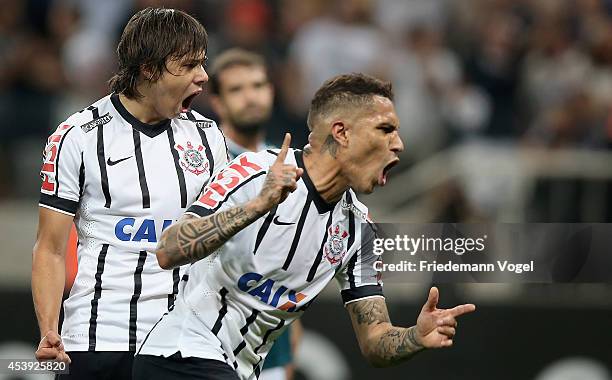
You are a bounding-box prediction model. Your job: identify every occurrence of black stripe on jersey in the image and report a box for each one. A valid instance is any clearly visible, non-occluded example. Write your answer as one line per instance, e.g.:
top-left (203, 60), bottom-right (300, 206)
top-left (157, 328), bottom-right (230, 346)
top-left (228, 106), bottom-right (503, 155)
top-left (282, 196), bottom-right (312, 270)
top-left (39, 193), bottom-right (78, 215)
top-left (97, 125), bottom-right (111, 208)
top-left (167, 268), bottom-right (180, 311)
top-left (186, 204), bottom-right (214, 217)
top-left (192, 112), bottom-right (215, 176)
top-left (341, 284), bottom-right (384, 304)
top-left (88, 106), bottom-right (100, 119)
top-left (186, 172), bottom-right (267, 217)
top-left (266, 149), bottom-right (278, 156)
top-left (251, 319), bottom-right (285, 376)
top-left (253, 206), bottom-right (277, 255)
top-left (136, 312), bottom-right (168, 355)
top-left (167, 128), bottom-right (188, 208)
top-left (132, 130), bottom-right (151, 209)
top-left (295, 150), bottom-right (336, 213)
top-left (345, 192), bottom-right (355, 251)
top-left (253, 362), bottom-right (262, 379)
top-left (129, 251), bottom-right (147, 351)
top-left (306, 212), bottom-right (334, 282)
top-left (211, 287), bottom-right (229, 335)
top-left (347, 250), bottom-right (358, 289)
top-left (78, 152), bottom-right (85, 197)
top-left (232, 309), bottom-right (260, 365)
top-left (88, 244), bottom-right (109, 351)
top-left (53, 125), bottom-right (77, 197)
top-left (253, 319), bottom-right (285, 354)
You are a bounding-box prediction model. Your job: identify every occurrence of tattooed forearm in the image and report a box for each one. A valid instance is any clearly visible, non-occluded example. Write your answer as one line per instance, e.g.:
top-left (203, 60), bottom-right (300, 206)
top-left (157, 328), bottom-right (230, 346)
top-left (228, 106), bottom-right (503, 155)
top-left (156, 204), bottom-right (263, 269)
top-left (348, 298), bottom-right (424, 367)
top-left (348, 298), bottom-right (391, 326)
top-left (371, 326), bottom-right (424, 366)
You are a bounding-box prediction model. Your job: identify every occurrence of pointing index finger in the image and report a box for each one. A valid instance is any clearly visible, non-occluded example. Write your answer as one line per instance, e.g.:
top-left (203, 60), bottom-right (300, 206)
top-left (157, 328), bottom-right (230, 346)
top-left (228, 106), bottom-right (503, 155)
top-left (276, 133), bottom-right (291, 164)
top-left (449, 303), bottom-right (476, 318)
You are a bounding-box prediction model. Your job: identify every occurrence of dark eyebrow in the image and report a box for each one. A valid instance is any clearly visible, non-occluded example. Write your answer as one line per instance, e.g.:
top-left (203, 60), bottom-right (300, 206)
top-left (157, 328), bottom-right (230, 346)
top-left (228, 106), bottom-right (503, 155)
top-left (185, 55), bottom-right (207, 66)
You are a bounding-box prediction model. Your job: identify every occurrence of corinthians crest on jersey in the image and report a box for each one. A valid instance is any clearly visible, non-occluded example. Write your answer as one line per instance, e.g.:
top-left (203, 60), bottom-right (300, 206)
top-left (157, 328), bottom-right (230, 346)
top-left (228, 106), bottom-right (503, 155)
top-left (175, 141), bottom-right (209, 175)
top-left (325, 223), bottom-right (349, 265)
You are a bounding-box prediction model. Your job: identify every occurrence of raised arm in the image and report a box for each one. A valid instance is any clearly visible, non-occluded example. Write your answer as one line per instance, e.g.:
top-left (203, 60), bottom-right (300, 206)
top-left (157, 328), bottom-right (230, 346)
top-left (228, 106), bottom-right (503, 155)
top-left (346, 287), bottom-right (475, 367)
top-left (156, 133), bottom-right (303, 269)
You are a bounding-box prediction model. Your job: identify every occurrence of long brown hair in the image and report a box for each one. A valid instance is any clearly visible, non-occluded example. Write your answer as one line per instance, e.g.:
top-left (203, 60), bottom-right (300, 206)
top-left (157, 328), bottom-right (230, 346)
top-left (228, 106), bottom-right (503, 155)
top-left (109, 7), bottom-right (208, 99)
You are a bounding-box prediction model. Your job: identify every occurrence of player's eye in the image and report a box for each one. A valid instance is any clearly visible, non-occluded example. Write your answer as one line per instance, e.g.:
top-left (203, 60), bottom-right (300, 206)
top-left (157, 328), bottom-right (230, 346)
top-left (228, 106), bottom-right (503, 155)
top-left (253, 81), bottom-right (268, 89)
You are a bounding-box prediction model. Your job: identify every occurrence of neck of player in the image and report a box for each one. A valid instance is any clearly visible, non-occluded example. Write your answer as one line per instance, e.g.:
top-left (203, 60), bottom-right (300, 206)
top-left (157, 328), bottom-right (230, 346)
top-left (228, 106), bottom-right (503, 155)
top-left (223, 124), bottom-right (264, 152)
top-left (119, 91), bottom-right (167, 125)
top-left (302, 145), bottom-right (348, 204)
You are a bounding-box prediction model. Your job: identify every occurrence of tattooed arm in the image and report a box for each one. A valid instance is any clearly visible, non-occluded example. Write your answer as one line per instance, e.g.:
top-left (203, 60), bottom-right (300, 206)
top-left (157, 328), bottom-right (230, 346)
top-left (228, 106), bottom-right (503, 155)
top-left (156, 202), bottom-right (265, 269)
top-left (156, 134), bottom-right (303, 269)
top-left (346, 288), bottom-right (476, 367)
top-left (347, 297), bottom-right (423, 367)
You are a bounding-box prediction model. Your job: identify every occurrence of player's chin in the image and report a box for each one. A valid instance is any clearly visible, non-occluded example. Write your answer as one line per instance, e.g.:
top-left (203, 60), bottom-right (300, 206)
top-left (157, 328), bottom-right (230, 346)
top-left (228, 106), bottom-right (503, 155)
top-left (357, 181), bottom-right (377, 194)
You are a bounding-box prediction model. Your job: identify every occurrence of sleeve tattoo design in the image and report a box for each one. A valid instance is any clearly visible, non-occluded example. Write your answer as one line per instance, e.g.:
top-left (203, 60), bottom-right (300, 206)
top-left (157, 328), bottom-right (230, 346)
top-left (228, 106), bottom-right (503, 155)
top-left (157, 160), bottom-right (298, 268)
top-left (348, 298), bottom-right (423, 365)
top-left (158, 205), bottom-right (262, 267)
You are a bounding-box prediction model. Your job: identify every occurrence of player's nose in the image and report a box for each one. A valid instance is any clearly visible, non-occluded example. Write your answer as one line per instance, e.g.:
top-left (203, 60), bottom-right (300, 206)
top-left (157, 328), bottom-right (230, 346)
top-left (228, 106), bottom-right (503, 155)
top-left (194, 65), bottom-right (208, 86)
top-left (391, 132), bottom-right (404, 153)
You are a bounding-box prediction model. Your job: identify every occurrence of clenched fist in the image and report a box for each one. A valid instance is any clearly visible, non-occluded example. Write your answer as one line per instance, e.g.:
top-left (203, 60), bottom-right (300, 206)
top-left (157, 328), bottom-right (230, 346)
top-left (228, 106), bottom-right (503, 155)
top-left (35, 331), bottom-right (71, 364)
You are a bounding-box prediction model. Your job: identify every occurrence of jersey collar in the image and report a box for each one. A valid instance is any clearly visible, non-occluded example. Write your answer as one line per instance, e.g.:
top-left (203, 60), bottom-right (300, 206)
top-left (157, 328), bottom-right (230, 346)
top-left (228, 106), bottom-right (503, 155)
top-left (294, 150), bottom-right (338, 214)
top-left (111, 93), bottom-right (171, 138)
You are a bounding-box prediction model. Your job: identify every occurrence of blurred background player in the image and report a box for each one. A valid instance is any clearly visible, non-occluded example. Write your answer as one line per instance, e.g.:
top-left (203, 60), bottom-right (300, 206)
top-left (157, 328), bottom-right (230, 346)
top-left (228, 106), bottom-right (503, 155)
top-left (208, 47), bottom-right (302, 380)
top-left (32, 8), bottom-right (227, 379)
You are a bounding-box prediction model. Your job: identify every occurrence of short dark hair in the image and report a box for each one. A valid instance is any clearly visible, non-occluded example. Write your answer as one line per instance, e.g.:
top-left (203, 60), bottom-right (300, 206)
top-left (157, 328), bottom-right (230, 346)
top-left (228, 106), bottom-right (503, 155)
top-left (208, 48), bottom-right (267, 95)
top-left (307, 73), bottom-right (394, 130)
top-left (109, 7), bottom-right (208, 99)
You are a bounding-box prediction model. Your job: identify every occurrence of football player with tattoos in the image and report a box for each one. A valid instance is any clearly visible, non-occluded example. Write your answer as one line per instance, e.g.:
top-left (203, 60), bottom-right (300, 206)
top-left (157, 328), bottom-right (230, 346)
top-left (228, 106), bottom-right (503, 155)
top-left (133, 73), bottom-right (475, 380)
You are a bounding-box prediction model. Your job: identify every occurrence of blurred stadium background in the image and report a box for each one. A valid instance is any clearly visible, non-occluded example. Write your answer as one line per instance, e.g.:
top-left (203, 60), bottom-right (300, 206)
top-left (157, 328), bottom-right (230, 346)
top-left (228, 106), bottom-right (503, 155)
top-left (0, 0), bottom-right (611, 379)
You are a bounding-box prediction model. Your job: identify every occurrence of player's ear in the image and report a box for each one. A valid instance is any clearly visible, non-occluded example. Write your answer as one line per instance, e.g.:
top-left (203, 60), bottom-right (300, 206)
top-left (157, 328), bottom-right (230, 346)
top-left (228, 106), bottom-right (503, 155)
top-left (140, 64), bottom-right (155, 82)
top-left (331, 121), bottom-right (348, 147)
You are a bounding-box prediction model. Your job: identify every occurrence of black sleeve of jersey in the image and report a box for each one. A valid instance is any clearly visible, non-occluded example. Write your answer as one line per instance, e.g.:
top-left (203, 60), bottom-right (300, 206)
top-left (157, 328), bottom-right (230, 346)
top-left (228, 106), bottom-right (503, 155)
top-left (185, 204), bottom-right (215, 217)
top-left (340, 221), bottom-right (384, 304)
top-left (39, 193), bottom-right (79, 216)
top-left (341, 284), bottom-right (384, 304)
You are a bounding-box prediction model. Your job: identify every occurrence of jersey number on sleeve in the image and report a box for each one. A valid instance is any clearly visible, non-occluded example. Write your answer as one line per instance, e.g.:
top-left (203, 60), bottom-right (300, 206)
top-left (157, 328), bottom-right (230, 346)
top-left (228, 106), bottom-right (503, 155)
top-left (41, 124), bottom-right (72, 194)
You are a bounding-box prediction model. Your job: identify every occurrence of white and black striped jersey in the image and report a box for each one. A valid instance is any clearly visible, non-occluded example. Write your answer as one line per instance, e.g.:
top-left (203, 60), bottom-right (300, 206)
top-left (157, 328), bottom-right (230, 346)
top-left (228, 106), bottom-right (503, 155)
top-left (39, 93), bottom-right (228, 352)
top-left (137, 149), bottom-right (383, 380)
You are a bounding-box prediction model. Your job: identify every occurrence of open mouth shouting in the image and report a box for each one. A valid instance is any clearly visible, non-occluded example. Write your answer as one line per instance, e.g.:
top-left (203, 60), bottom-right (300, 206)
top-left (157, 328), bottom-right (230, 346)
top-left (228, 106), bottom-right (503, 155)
top-left (378, 159), bottom-right (399, 186)
top-left (181, 90), bottom-right (202, 113)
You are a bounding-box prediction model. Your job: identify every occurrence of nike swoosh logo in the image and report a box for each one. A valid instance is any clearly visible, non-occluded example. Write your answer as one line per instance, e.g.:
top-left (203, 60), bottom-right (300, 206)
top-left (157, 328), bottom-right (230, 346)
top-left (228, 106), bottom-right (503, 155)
top-left (273, 216), bottom-right (295, 226)
top-left (107, 156), bottom-right (133, 166)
